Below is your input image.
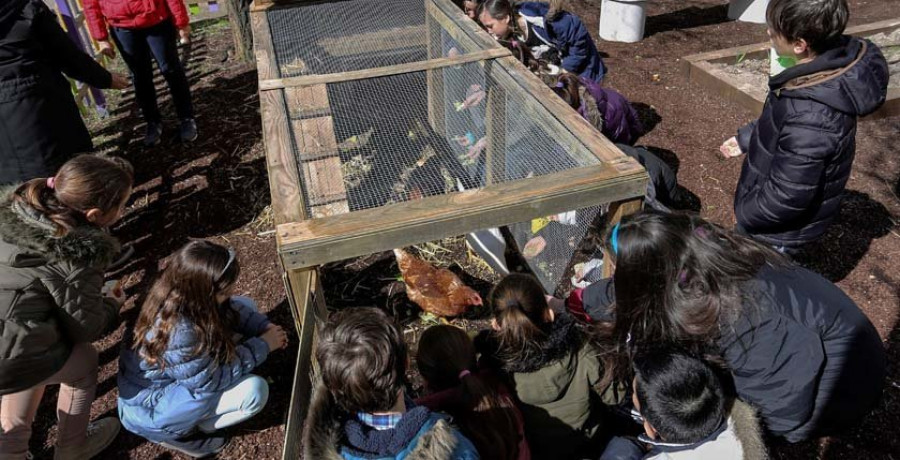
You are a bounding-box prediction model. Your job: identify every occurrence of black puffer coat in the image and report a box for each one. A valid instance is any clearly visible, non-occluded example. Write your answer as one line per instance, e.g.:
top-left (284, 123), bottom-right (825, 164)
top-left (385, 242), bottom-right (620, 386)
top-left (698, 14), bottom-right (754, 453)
top-left (0, 0), bottom-right (112, 185)
top-left (734, 36), bottom-right (889, 248)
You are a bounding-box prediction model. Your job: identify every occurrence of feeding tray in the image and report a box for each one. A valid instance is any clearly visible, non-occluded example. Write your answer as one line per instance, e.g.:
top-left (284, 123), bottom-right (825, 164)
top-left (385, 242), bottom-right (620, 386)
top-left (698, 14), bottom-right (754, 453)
top-left (250, 0), bottom-right (647, 456)
top-left (681, 18), bottom-right (900, 120)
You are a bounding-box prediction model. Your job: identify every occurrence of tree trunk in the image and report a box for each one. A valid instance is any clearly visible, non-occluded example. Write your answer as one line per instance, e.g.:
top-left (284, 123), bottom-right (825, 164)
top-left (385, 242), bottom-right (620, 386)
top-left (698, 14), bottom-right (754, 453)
top-left (225, 0), bottom-right (253, 62)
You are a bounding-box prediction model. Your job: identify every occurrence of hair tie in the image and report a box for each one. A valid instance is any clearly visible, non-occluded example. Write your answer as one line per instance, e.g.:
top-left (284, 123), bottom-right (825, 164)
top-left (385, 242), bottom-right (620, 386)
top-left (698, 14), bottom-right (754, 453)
top-left (694, 227), bottom-right (710, 238)
top-left (458, 369), bottom-right (471, 380)
top-left (553, 81), bottom-right (565, 89)
top-left (610, 222), bottom-right (621, 255)
top-left (46, 177), bottom-right (56, 189)
top-left (677, 269), bottom-right (689, 286)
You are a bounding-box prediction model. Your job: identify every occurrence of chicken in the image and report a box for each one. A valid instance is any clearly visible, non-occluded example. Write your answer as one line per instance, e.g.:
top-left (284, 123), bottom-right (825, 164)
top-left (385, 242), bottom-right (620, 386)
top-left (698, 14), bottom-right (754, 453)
top-left (393, 249), bottom-right (483, 317)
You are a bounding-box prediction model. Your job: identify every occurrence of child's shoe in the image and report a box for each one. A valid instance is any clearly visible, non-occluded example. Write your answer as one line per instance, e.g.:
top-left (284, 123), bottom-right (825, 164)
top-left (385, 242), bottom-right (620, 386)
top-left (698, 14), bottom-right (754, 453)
top-left (53, 417), bottom-right (120, 460)
top-left (179, 118), bottom-right (198, 142)
top-left (158, 433), bottom-right (228, 459)
top-left (144, 122), bottom-right (163, 147)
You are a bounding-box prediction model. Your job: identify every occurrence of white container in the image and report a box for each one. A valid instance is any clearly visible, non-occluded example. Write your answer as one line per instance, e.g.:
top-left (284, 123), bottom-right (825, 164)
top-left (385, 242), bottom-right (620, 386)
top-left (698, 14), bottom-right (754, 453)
top-left (728, 0), bottom-right (769, 24)
top-left (599, 0), bottom-right (648, 43)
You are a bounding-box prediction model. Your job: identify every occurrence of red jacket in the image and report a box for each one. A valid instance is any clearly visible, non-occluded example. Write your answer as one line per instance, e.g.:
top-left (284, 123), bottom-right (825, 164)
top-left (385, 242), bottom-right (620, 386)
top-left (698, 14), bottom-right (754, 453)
top-left (83, 0), bottom-right (190, 41)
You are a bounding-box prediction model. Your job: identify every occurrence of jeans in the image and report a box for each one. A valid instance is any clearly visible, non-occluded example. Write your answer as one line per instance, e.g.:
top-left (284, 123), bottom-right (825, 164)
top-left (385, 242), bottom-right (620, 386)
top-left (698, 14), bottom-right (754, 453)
top-left (112, 20), bottom-right (194, 123)
top-left (197, 375), bottom-right (269, 432)
top-left (0, 343), bottom-right (99, 455)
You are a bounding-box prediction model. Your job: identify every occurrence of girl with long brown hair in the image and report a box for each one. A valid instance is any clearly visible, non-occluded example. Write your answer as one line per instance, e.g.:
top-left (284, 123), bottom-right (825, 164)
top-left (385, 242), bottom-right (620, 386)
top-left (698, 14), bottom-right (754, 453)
top-left (0, 155), bottom-right (133, 460)
top-left (570, 210), bottom-right (885, 443)
top-left (476, 274), bottom-right (619, 459)
top-left (117, 240), bottom-right (288, 458)
top-left (415, 325), bottom-right (530, 460)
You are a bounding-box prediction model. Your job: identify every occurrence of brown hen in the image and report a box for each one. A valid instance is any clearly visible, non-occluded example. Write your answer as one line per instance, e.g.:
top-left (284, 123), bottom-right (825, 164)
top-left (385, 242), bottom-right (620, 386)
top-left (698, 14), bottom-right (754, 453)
top-left (393, 248), bottom-right (483, 317)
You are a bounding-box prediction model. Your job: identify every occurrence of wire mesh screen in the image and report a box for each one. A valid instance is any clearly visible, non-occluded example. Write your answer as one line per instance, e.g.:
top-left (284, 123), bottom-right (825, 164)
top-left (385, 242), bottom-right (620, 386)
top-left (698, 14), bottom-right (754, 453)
top-left (286, 61), bottom-right (600, 217)
top-left (267, 0), bottom-right (480, 77)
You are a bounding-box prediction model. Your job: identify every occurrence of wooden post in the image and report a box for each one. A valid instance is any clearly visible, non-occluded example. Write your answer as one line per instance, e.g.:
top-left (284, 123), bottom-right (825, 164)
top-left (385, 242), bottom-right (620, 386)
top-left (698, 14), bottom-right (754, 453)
top-left (484, 60), bottom-right (506, 184)
top-left (425, 5), bottom-right (446, 136)
top-left (226, 0), bottom-right (253, 62)
top-left (601, 198), bottom-right (643, 279)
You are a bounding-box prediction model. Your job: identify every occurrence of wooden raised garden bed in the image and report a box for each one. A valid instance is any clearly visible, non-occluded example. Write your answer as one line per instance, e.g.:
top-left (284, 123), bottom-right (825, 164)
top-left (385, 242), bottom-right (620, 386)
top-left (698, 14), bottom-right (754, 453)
top-left (250, 0), bottom-right (648, 456)
top-left (681, 18), bottom-right (900, 119)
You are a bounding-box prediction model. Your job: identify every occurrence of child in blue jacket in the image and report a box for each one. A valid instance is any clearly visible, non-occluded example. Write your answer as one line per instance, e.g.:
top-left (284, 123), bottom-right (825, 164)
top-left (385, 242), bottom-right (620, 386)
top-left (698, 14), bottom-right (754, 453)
top-left (478, 0), bottom-right (606, 82)
top-left (117, 241), bottom-right (288, 458)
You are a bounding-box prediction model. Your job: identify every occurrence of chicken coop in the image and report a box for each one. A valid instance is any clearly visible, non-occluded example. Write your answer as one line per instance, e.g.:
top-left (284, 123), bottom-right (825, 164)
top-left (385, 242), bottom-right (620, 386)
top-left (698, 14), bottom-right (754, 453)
top-left (249, 0), bottom-right (648, 456)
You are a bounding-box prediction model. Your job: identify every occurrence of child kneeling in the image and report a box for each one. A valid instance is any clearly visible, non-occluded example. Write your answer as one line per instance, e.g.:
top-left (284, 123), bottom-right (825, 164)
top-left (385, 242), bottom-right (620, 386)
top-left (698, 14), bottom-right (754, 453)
top-left (117, 241), bottom-right (288, 458)
top-left (303, 308), bottom-right (479, 459)
top-left (601, 350), bottom-right (766, 460)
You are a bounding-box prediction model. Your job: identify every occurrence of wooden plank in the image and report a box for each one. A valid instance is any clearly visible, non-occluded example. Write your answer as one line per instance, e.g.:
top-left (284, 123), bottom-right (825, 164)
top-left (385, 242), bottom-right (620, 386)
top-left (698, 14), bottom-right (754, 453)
top-left (260, 90), bottom-right (306, 224)
top-left (302, 157), bottom-right (346, 206)
top-left (484, 60), bottom-right (506, 184)
top-left (281, 268), bottom-right (315, 460)
top-left (490, 56), bottom-right (628, 164)
top-left (291, 117), bottom-right (337, 154)
top-left (285, 84), bottom-right (331, 119)
top-left (276, 163), bottom-right (648, 269)
top-left (688, 60), bottom-right (766, 114)
top-left (259, 48), bottom-right (511, 90)
top-left (601, 198), bottom-right (643, 279)
top-left (426, 9), bottom-right (446, 136)
top-left (250, 10), bottom-right (278, 80)
top-left (318, 25), bottom-right (426, 57)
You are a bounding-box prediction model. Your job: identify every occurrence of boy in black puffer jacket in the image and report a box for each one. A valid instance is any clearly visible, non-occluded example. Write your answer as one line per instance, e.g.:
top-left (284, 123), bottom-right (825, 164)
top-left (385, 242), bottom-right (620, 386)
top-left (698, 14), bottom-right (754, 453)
top-left (721, 0), bottom-right (889, 253)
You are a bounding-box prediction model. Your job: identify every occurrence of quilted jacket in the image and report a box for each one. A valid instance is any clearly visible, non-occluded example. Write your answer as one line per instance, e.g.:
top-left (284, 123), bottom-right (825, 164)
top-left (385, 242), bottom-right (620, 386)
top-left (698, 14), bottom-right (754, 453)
top-left (0, 185), bottom-right (121, 394)
top-left (82, 0), bottom-right (190, 41)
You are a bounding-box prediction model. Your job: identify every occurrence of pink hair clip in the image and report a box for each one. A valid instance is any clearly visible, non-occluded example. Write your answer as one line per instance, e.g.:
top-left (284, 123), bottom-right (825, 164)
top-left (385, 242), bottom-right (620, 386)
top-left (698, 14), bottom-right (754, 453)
top-left (46, 177), bottom-right (56, 189)
top-left (458, 369), bottom-right (472, 379)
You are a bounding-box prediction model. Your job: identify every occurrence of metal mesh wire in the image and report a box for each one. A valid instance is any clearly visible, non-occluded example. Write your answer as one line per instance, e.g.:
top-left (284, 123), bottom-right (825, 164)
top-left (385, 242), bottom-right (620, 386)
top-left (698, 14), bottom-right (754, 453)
top-left (267, 0), bottom-right (480, 77)
top-left (287, 61), bottom-right (600, 217)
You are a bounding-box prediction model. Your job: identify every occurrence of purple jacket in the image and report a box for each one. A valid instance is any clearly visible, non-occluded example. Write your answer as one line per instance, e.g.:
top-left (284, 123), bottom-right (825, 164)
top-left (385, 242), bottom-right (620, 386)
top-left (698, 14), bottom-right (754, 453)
top-left (578, 76), bottom-right (643, 145)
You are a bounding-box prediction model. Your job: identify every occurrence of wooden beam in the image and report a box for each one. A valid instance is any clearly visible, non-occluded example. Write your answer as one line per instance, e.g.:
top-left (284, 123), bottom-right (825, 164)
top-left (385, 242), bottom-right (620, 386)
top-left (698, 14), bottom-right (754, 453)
top-left (484, 60), bottom-right (506, 184)
top-left (250, 11), bottom-right (278, 80)
top-left (259, 48), bottom-right (511, 90)
top-left (260, 88), bottom-right (306, 224)
top-left (318, 25), bottom-right (426, 57)
top-left (426, 9), bottom-right (446, 136)
top-left (601, 198), bottom-right (643, 279)
top-left (276, 163), bottom-right (648, 269)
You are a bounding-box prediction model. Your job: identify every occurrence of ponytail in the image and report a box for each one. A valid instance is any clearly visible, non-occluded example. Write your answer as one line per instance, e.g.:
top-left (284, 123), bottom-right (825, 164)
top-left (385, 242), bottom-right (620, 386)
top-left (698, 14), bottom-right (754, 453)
top-left (489, 274), bottom-right (551, 365)
top-left (13, 155), bottom-right (133, 236)
top-left (417, 325), bottom-right (522, 460)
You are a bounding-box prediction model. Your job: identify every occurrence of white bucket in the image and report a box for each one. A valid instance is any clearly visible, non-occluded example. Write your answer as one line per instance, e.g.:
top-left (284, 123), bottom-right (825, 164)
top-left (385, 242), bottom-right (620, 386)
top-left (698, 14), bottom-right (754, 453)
top-left (599, 0), bottom-right (648, 43)
top-left (728, 0), bottom-right (769, 24)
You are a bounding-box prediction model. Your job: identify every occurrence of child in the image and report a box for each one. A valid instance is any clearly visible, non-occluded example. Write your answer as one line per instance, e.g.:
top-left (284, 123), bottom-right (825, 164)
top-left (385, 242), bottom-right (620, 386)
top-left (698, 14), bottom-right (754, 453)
top-left (477, 274), bottom-right (618, 460)
top-left (82, 0), bottom-right (198, 145)
top-left (415, 325), bottom-right (530, 460)
top-left (117, 240), bottom-right (288, 458)
top-left (478, 0), bottom-right (606, 82)
top-left (600, 350), bottom-right (766, 460)
top-left (0, 155), bottom-right (133, 459)
top-left (551, 73), bottom-right (643, 146)
top-left (721, 0), bottom-right (888, 252)
top-left (454, 0), bottom-right (483, 19)
top-left (303, 308), bottom-right (479, 459)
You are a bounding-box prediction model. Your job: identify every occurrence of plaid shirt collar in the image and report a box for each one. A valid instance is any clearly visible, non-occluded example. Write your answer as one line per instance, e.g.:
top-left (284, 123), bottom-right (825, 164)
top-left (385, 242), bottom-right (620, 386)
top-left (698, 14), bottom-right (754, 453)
top-left (356, 412), bottom-right (403, 431)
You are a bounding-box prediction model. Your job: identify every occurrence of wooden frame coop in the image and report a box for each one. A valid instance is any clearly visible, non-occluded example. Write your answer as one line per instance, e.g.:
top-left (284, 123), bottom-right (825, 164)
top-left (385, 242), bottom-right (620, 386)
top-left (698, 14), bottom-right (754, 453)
top-left (250, 0), bottom-right (648, 456)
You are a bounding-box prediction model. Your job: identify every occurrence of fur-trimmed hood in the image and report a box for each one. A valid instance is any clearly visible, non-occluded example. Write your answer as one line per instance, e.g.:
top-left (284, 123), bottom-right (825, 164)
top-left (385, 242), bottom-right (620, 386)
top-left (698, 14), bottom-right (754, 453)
top-left (0, 185), bottom-right (119, 269)
top-left (303, 384), bottom-right (478, 460)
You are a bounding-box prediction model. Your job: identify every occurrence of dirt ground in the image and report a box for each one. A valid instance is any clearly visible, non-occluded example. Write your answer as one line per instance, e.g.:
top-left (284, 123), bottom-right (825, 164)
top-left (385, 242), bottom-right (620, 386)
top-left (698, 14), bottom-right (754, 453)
top-left (23, 1), bottom-right (900, 458)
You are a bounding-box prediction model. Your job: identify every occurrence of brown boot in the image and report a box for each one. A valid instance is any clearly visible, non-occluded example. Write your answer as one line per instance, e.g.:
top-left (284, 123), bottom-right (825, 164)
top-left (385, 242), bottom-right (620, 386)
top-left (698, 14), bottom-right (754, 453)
top-left (53, 418), bottom-right (120, 460)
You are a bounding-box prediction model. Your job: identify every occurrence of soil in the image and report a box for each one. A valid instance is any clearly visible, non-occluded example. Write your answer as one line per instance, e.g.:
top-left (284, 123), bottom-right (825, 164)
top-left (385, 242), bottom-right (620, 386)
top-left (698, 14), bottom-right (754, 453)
top-left (24, 1), bottom-right (900, 459)
top-left (709, 27), bottom-right (900, 93)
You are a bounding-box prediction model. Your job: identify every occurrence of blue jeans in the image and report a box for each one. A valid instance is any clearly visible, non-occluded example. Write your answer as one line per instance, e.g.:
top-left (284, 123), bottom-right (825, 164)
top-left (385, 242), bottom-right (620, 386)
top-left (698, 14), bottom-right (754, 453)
top-left (112, 20), bottom-right (194, 123)
top-left (197, 374), bottom-right (269, 432)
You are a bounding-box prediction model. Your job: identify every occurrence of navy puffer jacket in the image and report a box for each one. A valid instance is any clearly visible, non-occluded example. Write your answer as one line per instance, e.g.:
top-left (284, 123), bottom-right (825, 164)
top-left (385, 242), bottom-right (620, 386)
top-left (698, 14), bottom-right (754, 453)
top-left (734, 36), bottom-right (889, 248)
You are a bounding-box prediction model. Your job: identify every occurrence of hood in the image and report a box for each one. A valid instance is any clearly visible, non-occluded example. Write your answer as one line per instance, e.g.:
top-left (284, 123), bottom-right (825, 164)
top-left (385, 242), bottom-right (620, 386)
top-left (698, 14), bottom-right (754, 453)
top-left (0, 185), bottom-right (120, 269)
top-left (0, 0), bottom-right (28, 28)
top-left (772, 36), bottom-right (889, 116)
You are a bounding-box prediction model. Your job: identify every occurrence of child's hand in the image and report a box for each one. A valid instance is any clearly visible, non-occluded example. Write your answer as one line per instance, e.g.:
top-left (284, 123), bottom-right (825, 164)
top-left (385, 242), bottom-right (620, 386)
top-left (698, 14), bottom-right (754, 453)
top-left (97, 40), bottom-right (116, 59)
top-left (720, 136), bottom-right (743, 158)
top-left (102, 279), bottom-right (126, 305)
top-left (178, 26), bottom-right (191, 45)
top-left (461, 84), bottom-right (486, 109)
top-left (261, 324), bottom-right (288, 351)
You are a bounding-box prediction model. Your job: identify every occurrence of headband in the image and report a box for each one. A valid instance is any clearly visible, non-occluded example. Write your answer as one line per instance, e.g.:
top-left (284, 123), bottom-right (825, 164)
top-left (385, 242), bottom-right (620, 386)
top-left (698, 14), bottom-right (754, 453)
top-left (610, 222), bottom-right (621, 255)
